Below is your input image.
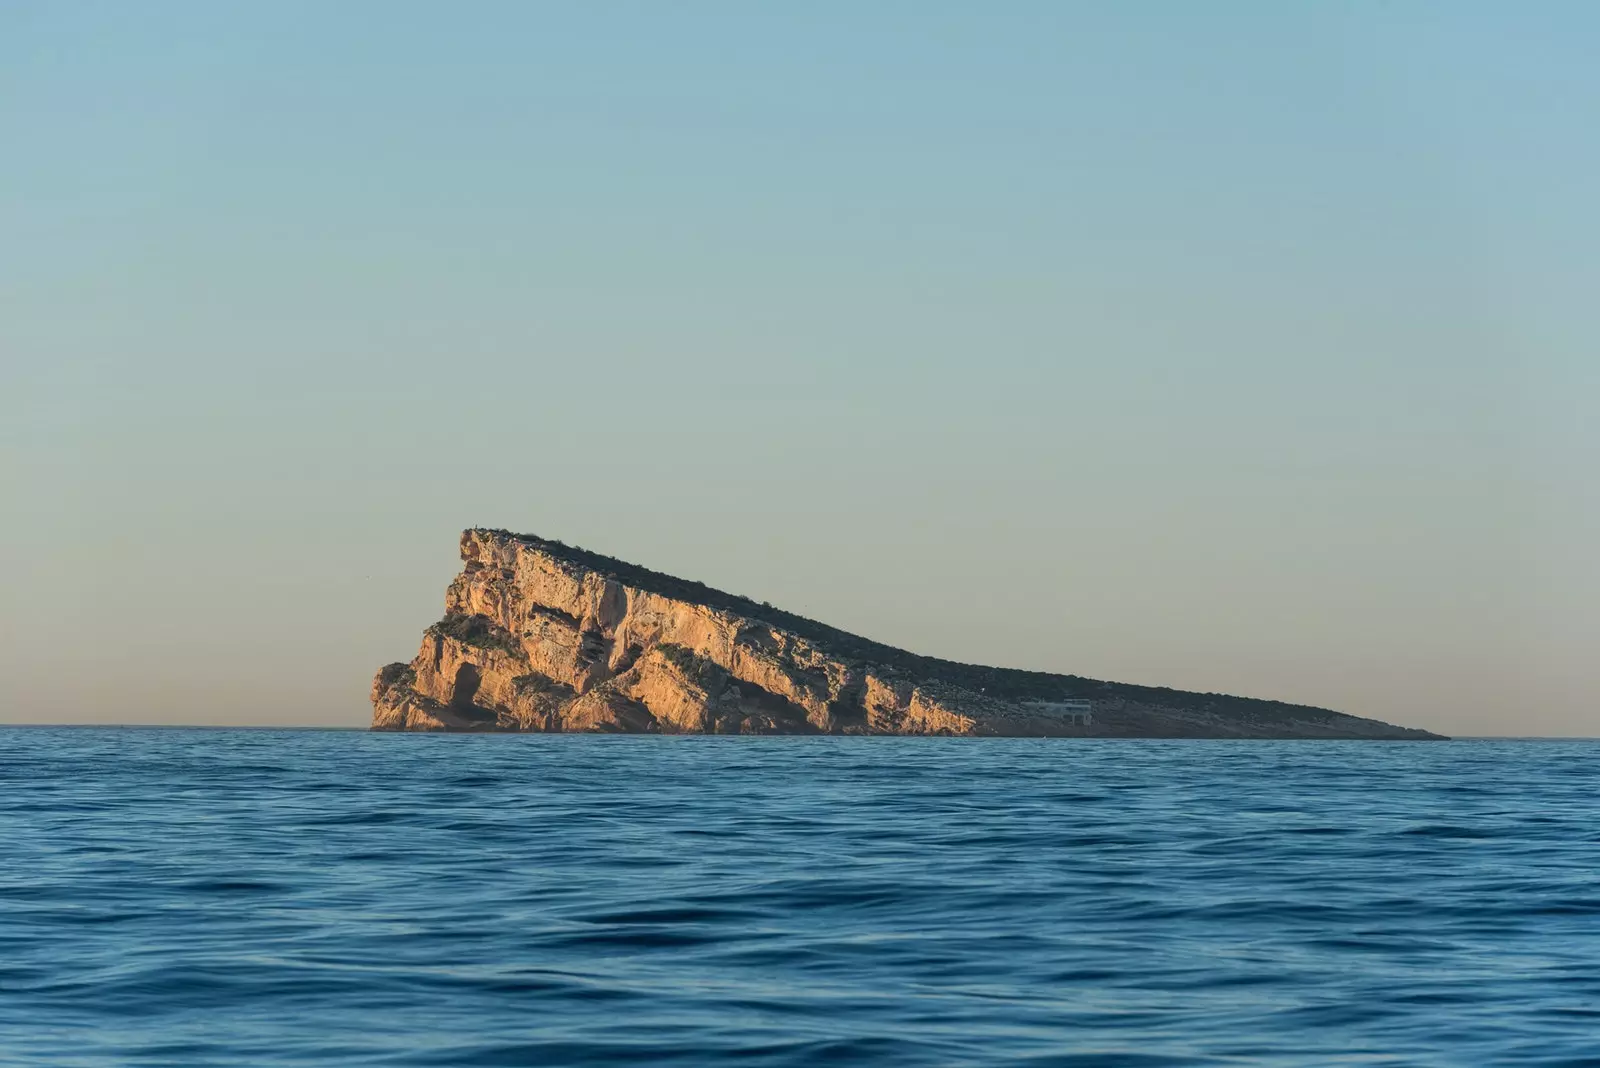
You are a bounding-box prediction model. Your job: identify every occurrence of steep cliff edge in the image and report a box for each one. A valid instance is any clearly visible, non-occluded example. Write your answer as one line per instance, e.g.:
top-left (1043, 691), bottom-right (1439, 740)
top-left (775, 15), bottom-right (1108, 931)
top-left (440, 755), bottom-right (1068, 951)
top-left (372, 529), bottom-right (1444, 738)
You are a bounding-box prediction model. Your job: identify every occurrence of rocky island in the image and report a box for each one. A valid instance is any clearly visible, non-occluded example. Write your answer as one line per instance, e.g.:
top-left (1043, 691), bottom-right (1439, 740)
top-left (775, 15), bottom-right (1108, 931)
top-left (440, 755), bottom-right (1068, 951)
top-left (372, 529), bottom-right (1443, 738)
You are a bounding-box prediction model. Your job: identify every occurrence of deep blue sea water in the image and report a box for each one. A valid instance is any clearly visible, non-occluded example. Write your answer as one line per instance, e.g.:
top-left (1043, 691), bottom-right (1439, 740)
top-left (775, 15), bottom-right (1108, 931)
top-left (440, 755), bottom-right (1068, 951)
top-left (1, 731), bottom-right (1596, 1067)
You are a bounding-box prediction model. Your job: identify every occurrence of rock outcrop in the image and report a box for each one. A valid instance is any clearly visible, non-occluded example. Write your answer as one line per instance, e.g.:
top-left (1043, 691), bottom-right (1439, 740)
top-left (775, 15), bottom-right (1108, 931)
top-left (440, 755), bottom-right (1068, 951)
top-left (372, 529), bottom-right (1444, 739)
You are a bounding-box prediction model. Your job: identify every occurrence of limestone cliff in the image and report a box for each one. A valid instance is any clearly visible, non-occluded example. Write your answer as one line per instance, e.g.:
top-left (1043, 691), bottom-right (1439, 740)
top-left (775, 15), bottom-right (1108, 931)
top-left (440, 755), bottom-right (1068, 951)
top-left (372, 529), bottom-right (1444, 738)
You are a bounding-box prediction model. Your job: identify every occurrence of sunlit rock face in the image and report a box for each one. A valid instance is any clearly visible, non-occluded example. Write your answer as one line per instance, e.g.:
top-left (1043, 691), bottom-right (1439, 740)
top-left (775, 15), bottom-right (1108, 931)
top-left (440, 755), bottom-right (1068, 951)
top-left (371, 529), bottom-right (1443, 739)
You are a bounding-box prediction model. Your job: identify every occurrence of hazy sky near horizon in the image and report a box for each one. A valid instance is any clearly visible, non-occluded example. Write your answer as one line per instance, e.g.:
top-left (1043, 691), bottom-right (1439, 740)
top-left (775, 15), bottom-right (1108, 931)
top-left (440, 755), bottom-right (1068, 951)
top-left (4, 3), bottom-right (1596, 736)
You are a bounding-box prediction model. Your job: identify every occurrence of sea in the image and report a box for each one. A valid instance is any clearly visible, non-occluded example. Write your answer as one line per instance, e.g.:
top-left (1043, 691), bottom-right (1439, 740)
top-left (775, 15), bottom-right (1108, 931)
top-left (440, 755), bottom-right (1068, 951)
top-left (1, 729), bottom-right (1596, 1067)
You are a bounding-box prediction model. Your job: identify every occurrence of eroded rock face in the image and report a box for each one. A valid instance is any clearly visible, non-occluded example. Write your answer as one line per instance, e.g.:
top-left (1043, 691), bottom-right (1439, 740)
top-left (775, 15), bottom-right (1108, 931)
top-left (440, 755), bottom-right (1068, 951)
top-left (371, 529), bottom-right (1444, 739)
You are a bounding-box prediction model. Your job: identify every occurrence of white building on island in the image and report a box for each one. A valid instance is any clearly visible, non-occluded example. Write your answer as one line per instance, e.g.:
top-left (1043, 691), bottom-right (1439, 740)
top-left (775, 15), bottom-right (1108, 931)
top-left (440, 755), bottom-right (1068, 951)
top-left (1024, 698), bottom-right (1093, 726)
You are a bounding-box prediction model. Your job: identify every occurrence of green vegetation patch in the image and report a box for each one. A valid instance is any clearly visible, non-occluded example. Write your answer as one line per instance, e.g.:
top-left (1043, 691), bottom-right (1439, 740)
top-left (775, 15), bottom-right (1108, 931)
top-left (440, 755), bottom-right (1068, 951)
top-left (376, 662), bottom-right (417, 690)
top-left (429, 614), bottom-right (524, 656)
top-left (656, 643), bottom-right (728, 690)
top-left (512, 671), bottom-right (574, 699)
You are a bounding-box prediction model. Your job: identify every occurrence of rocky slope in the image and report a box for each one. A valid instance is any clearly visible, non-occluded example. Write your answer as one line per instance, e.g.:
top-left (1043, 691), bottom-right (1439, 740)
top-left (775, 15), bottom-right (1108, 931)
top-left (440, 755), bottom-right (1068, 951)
top-left (372, 529), bottom-right (1444, 738)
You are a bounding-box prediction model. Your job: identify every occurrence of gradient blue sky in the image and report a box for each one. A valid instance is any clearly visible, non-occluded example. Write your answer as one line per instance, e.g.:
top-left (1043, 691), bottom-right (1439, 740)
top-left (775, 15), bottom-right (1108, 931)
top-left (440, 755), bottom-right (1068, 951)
top-left (4, 2), bottom-right (1596, 735)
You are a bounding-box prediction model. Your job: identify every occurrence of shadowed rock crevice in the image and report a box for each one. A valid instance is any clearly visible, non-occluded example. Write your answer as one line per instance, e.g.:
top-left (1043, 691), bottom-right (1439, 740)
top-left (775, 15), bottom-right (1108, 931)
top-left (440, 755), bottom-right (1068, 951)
top-left (826, 682), bottom-right (868, 733)
top-left (449, 664), bottom-right (482, 710)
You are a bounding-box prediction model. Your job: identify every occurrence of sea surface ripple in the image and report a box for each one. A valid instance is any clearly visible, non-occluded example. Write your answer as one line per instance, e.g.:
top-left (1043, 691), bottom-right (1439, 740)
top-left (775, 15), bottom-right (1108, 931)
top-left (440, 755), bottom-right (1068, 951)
top-left (1, 730), bottom-right (1596, 1066)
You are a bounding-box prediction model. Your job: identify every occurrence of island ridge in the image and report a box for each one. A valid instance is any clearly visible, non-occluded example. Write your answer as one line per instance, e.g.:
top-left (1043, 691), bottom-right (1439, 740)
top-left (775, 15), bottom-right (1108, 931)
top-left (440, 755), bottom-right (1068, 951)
top-left (372, 529), bottom-right (1443, 738)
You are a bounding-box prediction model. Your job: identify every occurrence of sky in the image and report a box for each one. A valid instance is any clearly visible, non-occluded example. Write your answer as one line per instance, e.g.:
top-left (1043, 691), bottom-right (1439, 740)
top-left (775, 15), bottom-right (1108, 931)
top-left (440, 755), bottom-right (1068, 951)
top-left (3, 2), bottom-right (1596, 736)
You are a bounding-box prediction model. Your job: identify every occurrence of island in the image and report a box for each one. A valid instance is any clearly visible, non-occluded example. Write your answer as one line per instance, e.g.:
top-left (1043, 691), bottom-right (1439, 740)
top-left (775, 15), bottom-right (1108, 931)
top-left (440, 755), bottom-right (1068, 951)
top-left (372, 529), bottom-right (1443, 738)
